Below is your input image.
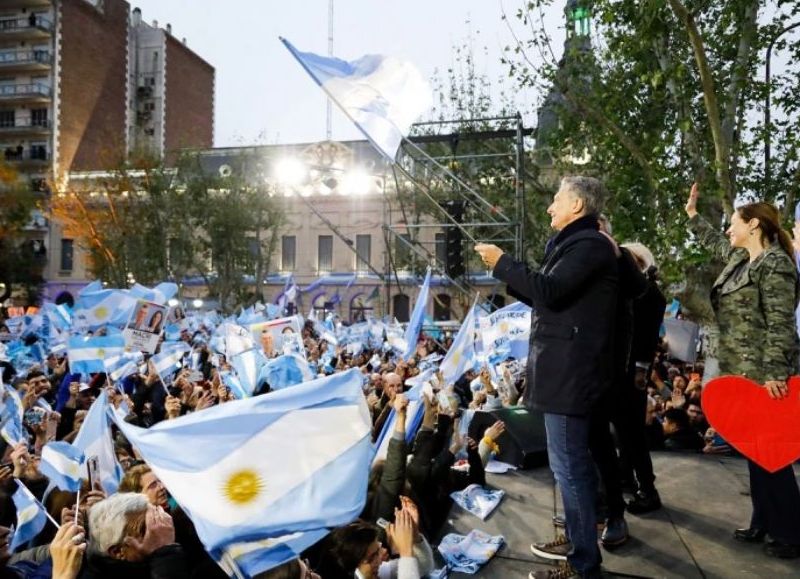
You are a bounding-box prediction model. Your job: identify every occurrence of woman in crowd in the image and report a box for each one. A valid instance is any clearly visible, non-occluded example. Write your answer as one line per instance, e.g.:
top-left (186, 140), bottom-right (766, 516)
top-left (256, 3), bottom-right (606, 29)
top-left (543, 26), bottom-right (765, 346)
top-left (685, 183), bottom-right (800, 558)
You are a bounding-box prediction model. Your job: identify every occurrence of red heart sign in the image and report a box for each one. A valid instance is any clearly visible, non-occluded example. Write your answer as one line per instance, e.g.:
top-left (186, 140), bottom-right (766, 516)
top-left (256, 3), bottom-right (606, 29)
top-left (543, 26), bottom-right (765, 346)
top-left (702, 375), bottom-right (800, 473)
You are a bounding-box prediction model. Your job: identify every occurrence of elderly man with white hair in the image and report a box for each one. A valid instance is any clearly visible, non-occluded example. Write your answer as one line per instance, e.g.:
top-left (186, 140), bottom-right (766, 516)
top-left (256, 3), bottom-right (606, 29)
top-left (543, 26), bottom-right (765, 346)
top-left (81, 493), bottom-right (188, 579)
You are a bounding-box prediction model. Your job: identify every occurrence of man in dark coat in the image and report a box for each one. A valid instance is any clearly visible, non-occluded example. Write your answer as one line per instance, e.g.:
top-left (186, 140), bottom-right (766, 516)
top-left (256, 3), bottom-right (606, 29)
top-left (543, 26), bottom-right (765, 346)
top-left (476, 176), bottom-right (618, 579)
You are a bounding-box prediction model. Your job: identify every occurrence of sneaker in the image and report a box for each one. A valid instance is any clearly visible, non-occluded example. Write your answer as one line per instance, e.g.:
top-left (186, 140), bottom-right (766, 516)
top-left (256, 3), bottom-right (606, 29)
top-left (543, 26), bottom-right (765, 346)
top-left (626, 489), bottom-right (662, 514)
top-left (531, 534), bottom-right (571, 561)
top-left (529, 562), bottom-right (579, 579)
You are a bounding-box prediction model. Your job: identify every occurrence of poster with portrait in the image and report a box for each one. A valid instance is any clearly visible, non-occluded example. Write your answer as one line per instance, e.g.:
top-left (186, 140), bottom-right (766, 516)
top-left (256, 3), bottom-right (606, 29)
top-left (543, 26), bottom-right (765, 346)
top-left (123, 300), bottom-right (167, 354)
top-left (248, 315), bottom-right (304, 357)
top-left (167, 304), bottom-right (188, 329)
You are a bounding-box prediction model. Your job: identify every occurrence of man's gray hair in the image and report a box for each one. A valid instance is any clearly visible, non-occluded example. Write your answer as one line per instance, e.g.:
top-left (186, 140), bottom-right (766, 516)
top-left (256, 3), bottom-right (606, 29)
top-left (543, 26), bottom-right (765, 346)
top-left (561, 176), bottom-right (607, 216)
top-left (87, 493), bottom-right (149, 557)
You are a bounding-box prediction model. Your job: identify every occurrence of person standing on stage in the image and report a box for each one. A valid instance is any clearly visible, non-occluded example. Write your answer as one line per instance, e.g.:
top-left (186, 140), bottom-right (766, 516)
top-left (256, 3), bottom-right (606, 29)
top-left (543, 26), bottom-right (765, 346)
top-left (686, 183), bottom-right (800, 559)
top-left (476, 175), bottom-right (618, 579)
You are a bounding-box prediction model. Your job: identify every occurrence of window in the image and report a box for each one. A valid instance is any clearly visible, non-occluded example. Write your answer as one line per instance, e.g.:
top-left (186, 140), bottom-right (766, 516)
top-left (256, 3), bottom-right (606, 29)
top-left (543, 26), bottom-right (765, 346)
top-left (394, 233), bottom-right (411, 269)
top-left (393, 294), bottom-right (410, 322)
top-left (318, 235), bottom-right (333, 273)
top-left (281, 235), bottom-right (296, 271)
top-left (355, 234), bottom-right (371, 273)
top-left (0, 110), bottom-right (13, 128)
top-left (433, 293), bottom-right (451, 321)
top-left (31, 108), bottom-right (47, 127)
top-left (435, 232), bottom-right (446, 267)
top-left (60, 239), bottom-right (73, 271)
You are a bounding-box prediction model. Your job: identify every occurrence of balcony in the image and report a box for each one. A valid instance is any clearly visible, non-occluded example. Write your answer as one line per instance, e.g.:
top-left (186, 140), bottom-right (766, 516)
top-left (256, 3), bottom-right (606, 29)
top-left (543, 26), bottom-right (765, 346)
top-left (0, 83), bottom-right (51, 103)
top-left (0, 49), bottom-right (52, 73)
top-left (0, 116), bottom-right (51, 137)
top-left (0, 16), bottom-right (53, 40)
top-left (2, 145), bottom-right (50, 168)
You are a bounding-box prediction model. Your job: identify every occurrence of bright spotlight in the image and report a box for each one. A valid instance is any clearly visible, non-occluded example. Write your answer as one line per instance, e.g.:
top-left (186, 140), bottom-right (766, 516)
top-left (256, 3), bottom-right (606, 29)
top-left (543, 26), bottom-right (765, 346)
top-left (192, 298), bottom-right (203, 309)
top-left (274, 157), bottom-right (307, 187)
top-left (342, 169), bottom-right (372, 196)
top-left (167, 298), bottom-right (179, 308)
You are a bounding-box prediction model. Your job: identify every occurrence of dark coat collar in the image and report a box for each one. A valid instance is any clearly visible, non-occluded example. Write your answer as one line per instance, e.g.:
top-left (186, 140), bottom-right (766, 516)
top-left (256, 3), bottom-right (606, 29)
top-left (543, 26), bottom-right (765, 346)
top-left (544, 214), bottom-right (599, 258)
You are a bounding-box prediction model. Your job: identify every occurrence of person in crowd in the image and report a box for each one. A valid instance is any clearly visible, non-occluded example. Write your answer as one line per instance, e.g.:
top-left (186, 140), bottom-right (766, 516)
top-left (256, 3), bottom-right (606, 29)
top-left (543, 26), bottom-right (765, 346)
top-left (476, 175), bottom-right (617, 579)
top-left (685, 402), bottom-right (709, 436)
top-left (687, 183), bottom-right (800, 558)
top-left (661, 408), bottom-right (704, 452)
top-left (82, 493), bottom-right (188, 578)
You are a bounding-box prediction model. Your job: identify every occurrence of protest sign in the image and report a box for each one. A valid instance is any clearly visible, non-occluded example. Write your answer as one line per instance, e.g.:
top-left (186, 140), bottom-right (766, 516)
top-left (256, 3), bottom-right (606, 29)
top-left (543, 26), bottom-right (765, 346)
top-left (123, 300), bottom-right (166, 354)
top-left (248, 315), bottom-right (304, 356)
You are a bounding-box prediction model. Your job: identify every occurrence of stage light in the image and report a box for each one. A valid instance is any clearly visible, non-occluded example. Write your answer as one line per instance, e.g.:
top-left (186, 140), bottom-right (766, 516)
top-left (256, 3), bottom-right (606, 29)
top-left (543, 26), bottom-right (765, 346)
top-left (341, 169), bottom-right (372, 196)
top-left (274, 157), bottom-right (307, 186)
top-left (192, 299), bottom-right (203, 308)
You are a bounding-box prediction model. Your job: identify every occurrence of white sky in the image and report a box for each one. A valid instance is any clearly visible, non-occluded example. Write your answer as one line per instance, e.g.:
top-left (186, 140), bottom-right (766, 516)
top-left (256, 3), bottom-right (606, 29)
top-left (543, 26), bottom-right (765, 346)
top-left (130, 0), bottom-right (567, 147)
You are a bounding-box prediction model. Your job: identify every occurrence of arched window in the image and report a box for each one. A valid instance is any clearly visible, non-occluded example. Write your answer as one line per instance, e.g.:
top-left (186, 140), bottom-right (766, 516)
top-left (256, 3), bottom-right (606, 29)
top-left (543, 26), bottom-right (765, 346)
top-left (433, 293), bottom-right (451, 321)
top-left (392, 294), bottom-right (410, 322)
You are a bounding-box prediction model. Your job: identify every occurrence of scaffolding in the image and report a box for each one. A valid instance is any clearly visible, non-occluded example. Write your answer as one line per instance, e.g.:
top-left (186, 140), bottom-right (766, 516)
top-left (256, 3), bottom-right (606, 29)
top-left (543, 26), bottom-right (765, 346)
top-left (383, 114), bottom-right (533, 312)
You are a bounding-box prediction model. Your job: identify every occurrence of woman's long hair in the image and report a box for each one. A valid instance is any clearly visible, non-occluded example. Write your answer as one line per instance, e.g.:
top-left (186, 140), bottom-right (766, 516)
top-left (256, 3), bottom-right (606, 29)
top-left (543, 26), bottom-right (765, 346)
top-left (737, 202), bottom-right (794, 258)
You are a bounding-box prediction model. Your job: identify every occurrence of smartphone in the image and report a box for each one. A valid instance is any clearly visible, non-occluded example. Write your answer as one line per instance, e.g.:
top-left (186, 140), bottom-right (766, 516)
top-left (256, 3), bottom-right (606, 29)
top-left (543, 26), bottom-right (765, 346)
top-left (376, 517), bottom-right (390, 530)
top-left (87, 456), bottom-right (99, 490)
top-left (188, 370), bottom-right (204, 383)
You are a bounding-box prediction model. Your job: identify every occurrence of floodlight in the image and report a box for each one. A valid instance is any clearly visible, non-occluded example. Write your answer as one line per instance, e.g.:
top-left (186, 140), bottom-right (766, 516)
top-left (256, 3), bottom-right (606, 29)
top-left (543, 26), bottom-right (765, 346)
top-left (167, 298), bottom-right (179, 307)
top-left (342, 169), bottom-right (372, 196)
top-left (192, 299), bottom-right (203, 308)
top-left (274, 157), bottom-right (307, 186)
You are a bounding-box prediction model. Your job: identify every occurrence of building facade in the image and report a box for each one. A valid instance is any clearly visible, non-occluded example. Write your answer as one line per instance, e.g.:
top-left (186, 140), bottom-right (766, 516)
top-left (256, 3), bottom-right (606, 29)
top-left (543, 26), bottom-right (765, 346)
top-left (0, 0), bottom-right (214, 303)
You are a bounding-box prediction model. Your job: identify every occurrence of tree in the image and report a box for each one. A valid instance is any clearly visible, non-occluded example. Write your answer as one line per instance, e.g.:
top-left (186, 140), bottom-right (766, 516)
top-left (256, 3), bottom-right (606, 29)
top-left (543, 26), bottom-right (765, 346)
top-left (50, 153), bottom-right (284, 312)
top-left (0, 161), bottom-right (44, 304)
top-left (502, 0), bottom-right (800, 315)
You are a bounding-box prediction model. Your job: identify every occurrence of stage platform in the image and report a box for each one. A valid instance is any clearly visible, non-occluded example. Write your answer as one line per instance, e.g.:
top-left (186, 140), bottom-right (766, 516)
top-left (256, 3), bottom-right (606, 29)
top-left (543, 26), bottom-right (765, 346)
top-left (438, 453), bottom-right (800, 578)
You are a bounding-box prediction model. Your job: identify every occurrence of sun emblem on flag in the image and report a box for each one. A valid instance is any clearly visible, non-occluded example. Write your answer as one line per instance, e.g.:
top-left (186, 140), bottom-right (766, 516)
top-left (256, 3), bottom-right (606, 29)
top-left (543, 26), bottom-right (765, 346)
top-left (223, 469), bottom-right (264, 505)
top-left (93, 306), bottom-right (109, 320)
top-left (500, 321), bottom-right (509, 333)
top-left (96, 348), bottom-right (105, 359)
top-left (451, 351), bottom-right (461, 365)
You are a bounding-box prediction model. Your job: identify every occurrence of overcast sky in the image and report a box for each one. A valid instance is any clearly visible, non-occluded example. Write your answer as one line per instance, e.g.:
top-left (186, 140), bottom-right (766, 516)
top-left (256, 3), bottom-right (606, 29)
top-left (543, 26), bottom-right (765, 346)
top-left (131, 1), bottom-right (566, 147)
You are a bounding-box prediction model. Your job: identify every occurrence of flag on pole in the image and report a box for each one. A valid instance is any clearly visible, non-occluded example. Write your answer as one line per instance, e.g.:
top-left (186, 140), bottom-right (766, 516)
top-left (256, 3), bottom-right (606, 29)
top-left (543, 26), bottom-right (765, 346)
top-left (281, 38), bottom-right (432, 161)
top-left (109, 368), bottom-right (373, 555)
top-left (73, 391), bottom-right (123, 494)
top-left (67, 334), bottom-right (126, 375)
top-left (39, 441), bottom-right (85, 492)
top-left (9, 481), bottom-right (48, 552)
top-left (402, 268), bottom-right (431, 360)
top-left (439, 303), bottom-right (479, 385)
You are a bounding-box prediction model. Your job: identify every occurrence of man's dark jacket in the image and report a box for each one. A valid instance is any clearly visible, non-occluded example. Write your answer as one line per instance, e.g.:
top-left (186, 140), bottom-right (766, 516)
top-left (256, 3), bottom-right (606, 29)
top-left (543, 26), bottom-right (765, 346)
top-left (492, 215), bottom-right (618, 415)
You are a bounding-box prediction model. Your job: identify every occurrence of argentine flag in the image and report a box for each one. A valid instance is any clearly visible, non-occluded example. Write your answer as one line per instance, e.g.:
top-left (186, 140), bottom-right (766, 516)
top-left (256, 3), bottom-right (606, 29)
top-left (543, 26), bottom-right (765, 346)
top-left (373, 382), bottom-right (426, 463)
top-left (72, 289), bottom-right (134, 330)
top-left (258, 353), bottom-right (314, 391)
top-left (73, 392), bottom-right (123, 494)
top-left (0, 383), bottom-right (25, 445)
top-left (109, 368), bottom-right (373, 554)
top-left (439, 303), bottom-right (479, 385)
top-left (219, 529), bottom-right (329, 578)
top-left (231, 348), bottom-right (267, 395)
top-left (402, 268), bottom-right (432, 360)
top-left (67, 334), bottom-right (125, 375)
top-left (282, 38), bottom-right (432, 161)
top-left (479, 301), bottom-right (531, 363)
top-left (39, 441), bottom-right (85, 492)
top-left (9, 481), bottom-right (48, 552)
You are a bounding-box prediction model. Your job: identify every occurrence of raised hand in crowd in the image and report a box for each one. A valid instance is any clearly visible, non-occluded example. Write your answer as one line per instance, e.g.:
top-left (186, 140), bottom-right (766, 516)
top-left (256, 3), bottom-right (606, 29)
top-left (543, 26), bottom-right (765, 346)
top-left (165, 395), bottom-right (182, 419)
top-left (50, 522), bottom-right (86, 579)
top-left (387, 507), bottom-right (416, 558)
top-left (61, 505), bottom-right (85, 528)
top-left (10, 442), bottom-right (30, 479)
top-left (0, 465), bottom-right (12, 487)
top-left (484, 420), bottom-right (506, 443)
top-left (194, 390), bottom-right (216, 412)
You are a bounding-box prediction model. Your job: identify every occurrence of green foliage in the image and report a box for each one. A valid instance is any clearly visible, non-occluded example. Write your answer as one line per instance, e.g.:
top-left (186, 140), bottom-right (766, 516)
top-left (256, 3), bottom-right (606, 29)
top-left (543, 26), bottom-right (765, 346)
top-left (52, 154), bottom-right (284, 312)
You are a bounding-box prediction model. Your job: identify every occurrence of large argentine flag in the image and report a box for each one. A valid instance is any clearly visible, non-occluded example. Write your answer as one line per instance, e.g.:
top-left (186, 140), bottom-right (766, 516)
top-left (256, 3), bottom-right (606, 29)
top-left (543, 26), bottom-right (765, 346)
top-left (479, 301), bottom-right (531, 362)
top-left (282, 38), bottom-right (432, 161)
top-left (68, 334), bottom-right (125, 375)
top-left (110, 368), bottom-right (373, 554)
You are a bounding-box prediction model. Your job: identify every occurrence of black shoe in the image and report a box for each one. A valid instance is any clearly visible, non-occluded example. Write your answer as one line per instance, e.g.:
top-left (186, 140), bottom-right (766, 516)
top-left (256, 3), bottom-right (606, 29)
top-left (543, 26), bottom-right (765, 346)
top-left (601, 517), bottom-right (629, 549)
top-left (733, 527), bottom-right (766, 543)
top-left (764, 541), bottom-right (800, 558)
top-left (626, 489), bottom-right (662, 514)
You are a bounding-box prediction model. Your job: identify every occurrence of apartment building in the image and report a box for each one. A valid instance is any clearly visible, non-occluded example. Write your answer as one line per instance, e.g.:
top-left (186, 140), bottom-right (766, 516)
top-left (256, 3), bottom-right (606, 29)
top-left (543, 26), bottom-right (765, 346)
top-left (0, 0), bottom-right (214, 303)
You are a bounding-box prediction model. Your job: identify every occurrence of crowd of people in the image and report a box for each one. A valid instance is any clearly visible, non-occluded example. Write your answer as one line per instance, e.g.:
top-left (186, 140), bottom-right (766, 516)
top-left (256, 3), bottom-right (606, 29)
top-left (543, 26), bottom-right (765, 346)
top-left (0, 178), bottom-right (797, 579)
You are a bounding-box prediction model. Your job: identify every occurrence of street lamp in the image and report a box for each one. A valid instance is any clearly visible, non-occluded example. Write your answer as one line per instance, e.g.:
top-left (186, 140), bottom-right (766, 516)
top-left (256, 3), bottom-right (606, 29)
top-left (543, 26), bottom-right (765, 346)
top-left (764, 20), bottom-right (800, 194)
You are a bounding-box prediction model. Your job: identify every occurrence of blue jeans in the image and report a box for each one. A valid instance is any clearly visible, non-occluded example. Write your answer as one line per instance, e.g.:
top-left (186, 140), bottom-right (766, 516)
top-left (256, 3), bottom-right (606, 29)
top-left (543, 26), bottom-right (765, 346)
top-left (544, 412), bottom-right (602, 576)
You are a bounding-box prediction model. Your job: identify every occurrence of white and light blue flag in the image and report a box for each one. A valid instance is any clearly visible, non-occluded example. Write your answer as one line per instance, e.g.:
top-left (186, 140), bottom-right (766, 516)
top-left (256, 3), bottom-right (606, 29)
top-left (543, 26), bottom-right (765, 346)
top-left (39, 441), bottom-right (85, 492)
top-left (258, 353), bottom-right (314, 391)
top-left (109, 368), bottom-right (373, 554)
top-left (73, 391), bottom-right (123, 494)
top-left (9, 481), bottom-right (48, 552)
top-left (219, 529), bottom-right (329, 578)
top-left (230, 348), bottom-right (267, 395)
top-left (402, 268), bottom-right (431, 360)
top-left (281, 38), bottom-right (432, 161)
top-left (67, 334), bottom-right (125, 375)
top-left (439, 303), bottom-right (479, 385)
top-left (479, 301), bottom-right (531, 363)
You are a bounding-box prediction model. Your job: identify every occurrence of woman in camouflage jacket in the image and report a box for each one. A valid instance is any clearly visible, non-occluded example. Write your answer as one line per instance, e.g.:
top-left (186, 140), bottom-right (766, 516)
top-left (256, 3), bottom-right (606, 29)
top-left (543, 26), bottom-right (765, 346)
top-left (685, 184), bottom-right (800, 559)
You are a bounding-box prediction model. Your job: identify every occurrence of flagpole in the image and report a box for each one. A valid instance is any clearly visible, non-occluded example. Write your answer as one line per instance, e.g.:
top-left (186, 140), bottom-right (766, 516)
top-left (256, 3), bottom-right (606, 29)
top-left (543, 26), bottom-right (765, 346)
top-left (14, 478), bottom-right (61, 529)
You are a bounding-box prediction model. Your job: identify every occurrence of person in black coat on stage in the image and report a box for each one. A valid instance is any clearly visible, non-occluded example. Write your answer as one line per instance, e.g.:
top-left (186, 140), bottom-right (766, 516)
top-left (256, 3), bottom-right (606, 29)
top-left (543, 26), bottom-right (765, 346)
top-left (476, 175), bottom-right (618, 579)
